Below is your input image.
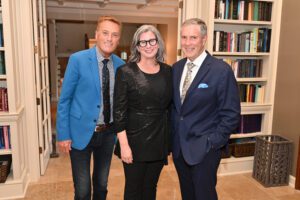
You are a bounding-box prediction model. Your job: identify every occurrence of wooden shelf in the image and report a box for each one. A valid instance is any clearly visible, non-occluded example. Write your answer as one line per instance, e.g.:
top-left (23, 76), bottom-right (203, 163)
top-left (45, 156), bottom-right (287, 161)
top-left (212, 52), bottom-right (270, 56)
top-left (214, 19), bottom-right (272, 26)
top-left (0, 149), bottom-right (12, 155)
top-left (236, 77), bottom-right (268, 82)
top-left (230, 132), bottom-right (263, 139)
top-left (0, 74), bottom-right (6, 79)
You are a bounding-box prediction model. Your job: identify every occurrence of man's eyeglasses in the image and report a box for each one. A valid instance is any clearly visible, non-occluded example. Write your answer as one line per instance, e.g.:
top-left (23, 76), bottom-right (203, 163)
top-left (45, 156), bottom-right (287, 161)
top-left (138, 39), bottom-right (158, 47)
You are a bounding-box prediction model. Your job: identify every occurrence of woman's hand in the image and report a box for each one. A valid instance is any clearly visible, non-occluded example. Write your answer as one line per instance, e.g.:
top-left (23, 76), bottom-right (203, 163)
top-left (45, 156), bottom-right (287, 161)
top-left (120, 144), bottom-right (133, 164)
top-left (117, 130), bottom-right (133, 164)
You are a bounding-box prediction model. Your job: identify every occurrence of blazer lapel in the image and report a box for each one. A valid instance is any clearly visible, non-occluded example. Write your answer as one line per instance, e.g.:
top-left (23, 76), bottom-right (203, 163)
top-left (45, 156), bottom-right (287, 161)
top-left (111, 54), bottom-right (118, 74)
top-left (174, 58), bottom-right (187, 112)
top-left (183, 53), bottom-right (212, 104)
top-left (89, 47), bottom-right (100, 95)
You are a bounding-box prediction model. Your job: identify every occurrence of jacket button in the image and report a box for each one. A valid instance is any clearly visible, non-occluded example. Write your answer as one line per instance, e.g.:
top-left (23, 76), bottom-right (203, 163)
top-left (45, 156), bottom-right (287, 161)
top-left (93, 119), bottom-right (96, 122)
top-left (180, 117), bottom-right (183, 120)
top-left (97, 105), bottom-right (100, 108)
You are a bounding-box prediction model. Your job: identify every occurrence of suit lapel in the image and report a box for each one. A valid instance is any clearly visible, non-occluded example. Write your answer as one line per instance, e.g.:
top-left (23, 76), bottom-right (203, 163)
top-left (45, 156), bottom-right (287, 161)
top-left (174, 58), bottom-right (187, 112)
top-left (111, 54), bottom-right (118, 74)
top-left (89, 47), bottom-right (101, 95)
top-left (183, 54), bottom-right (212, 104)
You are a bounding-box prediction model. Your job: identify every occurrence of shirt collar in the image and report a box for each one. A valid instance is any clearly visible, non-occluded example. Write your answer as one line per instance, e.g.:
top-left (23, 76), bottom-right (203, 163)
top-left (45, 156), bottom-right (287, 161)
top-left (186, 50), bottom-right (207, 68)
top-left (96, 46), bottom-right (111, 63)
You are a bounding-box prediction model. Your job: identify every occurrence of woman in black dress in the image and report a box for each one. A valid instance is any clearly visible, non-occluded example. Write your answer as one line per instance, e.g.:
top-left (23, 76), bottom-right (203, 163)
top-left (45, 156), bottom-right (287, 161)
top-left (113, 25), bottom-right (172, 200)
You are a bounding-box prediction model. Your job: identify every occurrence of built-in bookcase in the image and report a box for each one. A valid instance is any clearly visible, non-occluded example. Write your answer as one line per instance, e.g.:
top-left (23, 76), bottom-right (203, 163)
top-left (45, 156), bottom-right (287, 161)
top-left (204, 0), bottom-right (283, 175)
top-left (0, 0), bottom-right (28, 198)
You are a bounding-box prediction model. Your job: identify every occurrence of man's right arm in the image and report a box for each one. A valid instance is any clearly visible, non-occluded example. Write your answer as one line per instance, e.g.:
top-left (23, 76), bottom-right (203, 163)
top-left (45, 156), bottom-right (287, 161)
top-left (56, 55), bottom-right (79, 145)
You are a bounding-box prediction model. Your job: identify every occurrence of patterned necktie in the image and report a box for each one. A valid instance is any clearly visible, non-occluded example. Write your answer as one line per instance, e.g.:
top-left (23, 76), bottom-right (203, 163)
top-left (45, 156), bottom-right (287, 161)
top-left (102, 59), bottom-right (110, 124)
top-left (181, 62), bottom-right (196, 103)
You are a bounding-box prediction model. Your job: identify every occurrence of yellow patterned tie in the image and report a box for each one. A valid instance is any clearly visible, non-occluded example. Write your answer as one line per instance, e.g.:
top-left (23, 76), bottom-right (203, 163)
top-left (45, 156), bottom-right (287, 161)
top-left (181, 62), bottom-right (196, 103)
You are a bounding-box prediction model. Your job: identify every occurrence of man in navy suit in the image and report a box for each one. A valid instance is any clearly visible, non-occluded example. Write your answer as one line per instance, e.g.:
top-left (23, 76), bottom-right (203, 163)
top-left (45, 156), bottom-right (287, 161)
top-left (171, 18), bottom-right (241, 200)
top-left (56, 16), bottom-right (124, 200)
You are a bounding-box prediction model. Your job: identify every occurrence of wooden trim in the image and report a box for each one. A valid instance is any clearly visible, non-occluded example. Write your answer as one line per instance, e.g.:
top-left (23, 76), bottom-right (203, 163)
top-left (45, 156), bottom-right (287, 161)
top-left (296, 136), bottom-right (300, 190)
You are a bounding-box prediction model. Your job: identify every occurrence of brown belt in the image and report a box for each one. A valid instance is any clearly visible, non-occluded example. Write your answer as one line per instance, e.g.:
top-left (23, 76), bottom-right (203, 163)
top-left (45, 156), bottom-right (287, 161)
top-left (94, 123), bottom-right (113, 132)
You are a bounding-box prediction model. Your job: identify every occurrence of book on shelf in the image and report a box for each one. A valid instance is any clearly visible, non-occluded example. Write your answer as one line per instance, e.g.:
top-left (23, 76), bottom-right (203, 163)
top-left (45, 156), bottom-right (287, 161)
top-left (214, 0), bottom-right (272, 21)
top-left (235, 114), bottom-right (262, 134)
top-left (0, 87), bottom-right (8, 111)
top-left (0, 24), bottom-right (3, 47)
top-left (0, 51), bottom-right (6, 75)
top-left (238, 83), bottom-right (265, 103)
top-left (0, 126), bottom-right (10, 150)
top-left (223, 58), bottom-right (263, 78)
top-left (213, 28), bottom-right (271, 53)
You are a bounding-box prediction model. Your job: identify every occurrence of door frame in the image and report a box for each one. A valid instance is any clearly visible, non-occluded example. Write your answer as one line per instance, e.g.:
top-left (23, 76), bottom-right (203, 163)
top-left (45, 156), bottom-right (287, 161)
top-left (31, 0), bottom-right (52, 175)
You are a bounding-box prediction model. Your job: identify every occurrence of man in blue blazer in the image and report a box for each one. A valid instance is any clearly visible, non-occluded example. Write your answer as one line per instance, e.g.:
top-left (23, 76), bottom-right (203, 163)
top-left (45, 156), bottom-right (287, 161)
top-left (171, 18), bottom-right (241, 200)
top-left (56, 16), bottom-right (124, 200)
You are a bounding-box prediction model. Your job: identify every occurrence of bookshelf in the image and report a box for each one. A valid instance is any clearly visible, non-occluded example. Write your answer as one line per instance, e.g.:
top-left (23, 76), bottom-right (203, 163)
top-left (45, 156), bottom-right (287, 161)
top-left (179, 0), bottom-right (282, 175)
top-left (207, 0), bottom-right (282, 175)
top-left (0, 0), bottom-right (29, 198)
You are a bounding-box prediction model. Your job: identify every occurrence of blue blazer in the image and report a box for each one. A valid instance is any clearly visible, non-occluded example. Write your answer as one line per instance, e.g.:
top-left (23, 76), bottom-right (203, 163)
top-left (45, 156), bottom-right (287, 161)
top-left (56, 47), bottom-right (125, 150)
top-left (171, 52), bottom-right (241, 165)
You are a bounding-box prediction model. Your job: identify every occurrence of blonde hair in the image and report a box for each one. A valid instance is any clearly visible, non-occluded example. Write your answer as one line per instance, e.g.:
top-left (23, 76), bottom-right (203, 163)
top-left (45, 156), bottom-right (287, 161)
top-left (97, 16), bottom-right (122, 30)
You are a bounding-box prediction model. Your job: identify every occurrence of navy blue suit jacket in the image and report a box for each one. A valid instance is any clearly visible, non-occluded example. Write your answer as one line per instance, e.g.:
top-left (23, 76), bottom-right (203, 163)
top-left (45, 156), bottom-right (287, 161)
top-left (171, 52), bottom-right (241, 165)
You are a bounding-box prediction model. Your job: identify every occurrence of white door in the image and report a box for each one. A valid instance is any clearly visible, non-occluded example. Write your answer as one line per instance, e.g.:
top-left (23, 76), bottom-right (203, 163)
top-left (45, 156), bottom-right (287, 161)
top-left (32, 0), bottom-right (52, 175)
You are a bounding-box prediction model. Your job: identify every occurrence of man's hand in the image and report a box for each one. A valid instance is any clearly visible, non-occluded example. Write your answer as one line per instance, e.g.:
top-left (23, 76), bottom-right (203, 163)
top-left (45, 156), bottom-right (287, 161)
top-left (58, 140), bottom-right (72, 153)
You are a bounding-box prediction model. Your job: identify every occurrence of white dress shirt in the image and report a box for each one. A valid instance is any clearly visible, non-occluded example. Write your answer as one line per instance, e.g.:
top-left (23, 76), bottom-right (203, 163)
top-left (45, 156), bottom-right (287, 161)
top-left (180, 51), bottom-right (207, 95)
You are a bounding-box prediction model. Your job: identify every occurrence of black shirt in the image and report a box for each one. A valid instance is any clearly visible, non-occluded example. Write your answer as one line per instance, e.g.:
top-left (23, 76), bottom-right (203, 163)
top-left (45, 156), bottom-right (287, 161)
top-left (113, 62), bottom-right (172, 162)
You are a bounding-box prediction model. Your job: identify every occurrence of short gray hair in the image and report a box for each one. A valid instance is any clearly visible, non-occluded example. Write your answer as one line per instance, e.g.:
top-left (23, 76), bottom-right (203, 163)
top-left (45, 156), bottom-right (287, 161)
top-left (182, 18), bottom-right (207, 37)
top-left (129, 25), bottom-right (165, 63)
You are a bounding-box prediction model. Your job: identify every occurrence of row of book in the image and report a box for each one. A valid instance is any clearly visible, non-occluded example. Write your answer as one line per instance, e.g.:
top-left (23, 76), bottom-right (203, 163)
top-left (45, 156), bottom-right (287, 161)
top-left (0, 126), bottom-right (11, 150)
top-left (213, 28), bottom-right (271, 53)
top-left (223, 58), bottom-right (262, 78)
top-left (0, 51), bottom-right (6, 75)
top-left (0, 87), bottom-right (8, 111)
top-left (235, 114), bottom-right (262, 133)
top-left (238, 83), bottom-right (265, 103)
top-left (215, 0), bottom-right (272, 21)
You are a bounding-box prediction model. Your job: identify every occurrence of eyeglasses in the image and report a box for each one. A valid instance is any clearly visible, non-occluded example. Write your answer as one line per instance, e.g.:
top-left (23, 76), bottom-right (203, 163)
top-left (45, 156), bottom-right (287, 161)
top-left (138, 39), bottom-right (158, 47)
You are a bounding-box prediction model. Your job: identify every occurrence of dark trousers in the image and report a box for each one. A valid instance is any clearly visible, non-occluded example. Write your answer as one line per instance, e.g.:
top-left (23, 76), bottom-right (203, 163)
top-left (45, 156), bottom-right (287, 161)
top-left (173, 149), bottom-right (221, 200)
top-left (122, 160), bottom-right (164, 200)
top-left (70, 128), bottom-right (115, 200)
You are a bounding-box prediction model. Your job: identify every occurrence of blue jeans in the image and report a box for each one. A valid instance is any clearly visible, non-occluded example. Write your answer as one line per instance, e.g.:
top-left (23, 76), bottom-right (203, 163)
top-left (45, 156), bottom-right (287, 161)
top-left (70, 128), bottom-right (115, 200)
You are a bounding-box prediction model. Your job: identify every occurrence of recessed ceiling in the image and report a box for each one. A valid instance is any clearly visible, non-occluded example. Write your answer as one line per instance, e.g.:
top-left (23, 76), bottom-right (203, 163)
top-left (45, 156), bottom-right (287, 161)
top-left (46, 0), bottom-right (178, 20)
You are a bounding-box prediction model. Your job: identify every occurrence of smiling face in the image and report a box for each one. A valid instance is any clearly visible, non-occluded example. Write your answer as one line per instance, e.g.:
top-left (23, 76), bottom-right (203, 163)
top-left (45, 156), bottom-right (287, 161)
top-left (137, 31), bottom-right (159, 60)
top-left (95, 20), bottom-right (121, 58)
top-left (181, 24), bottom-right (207, 61)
